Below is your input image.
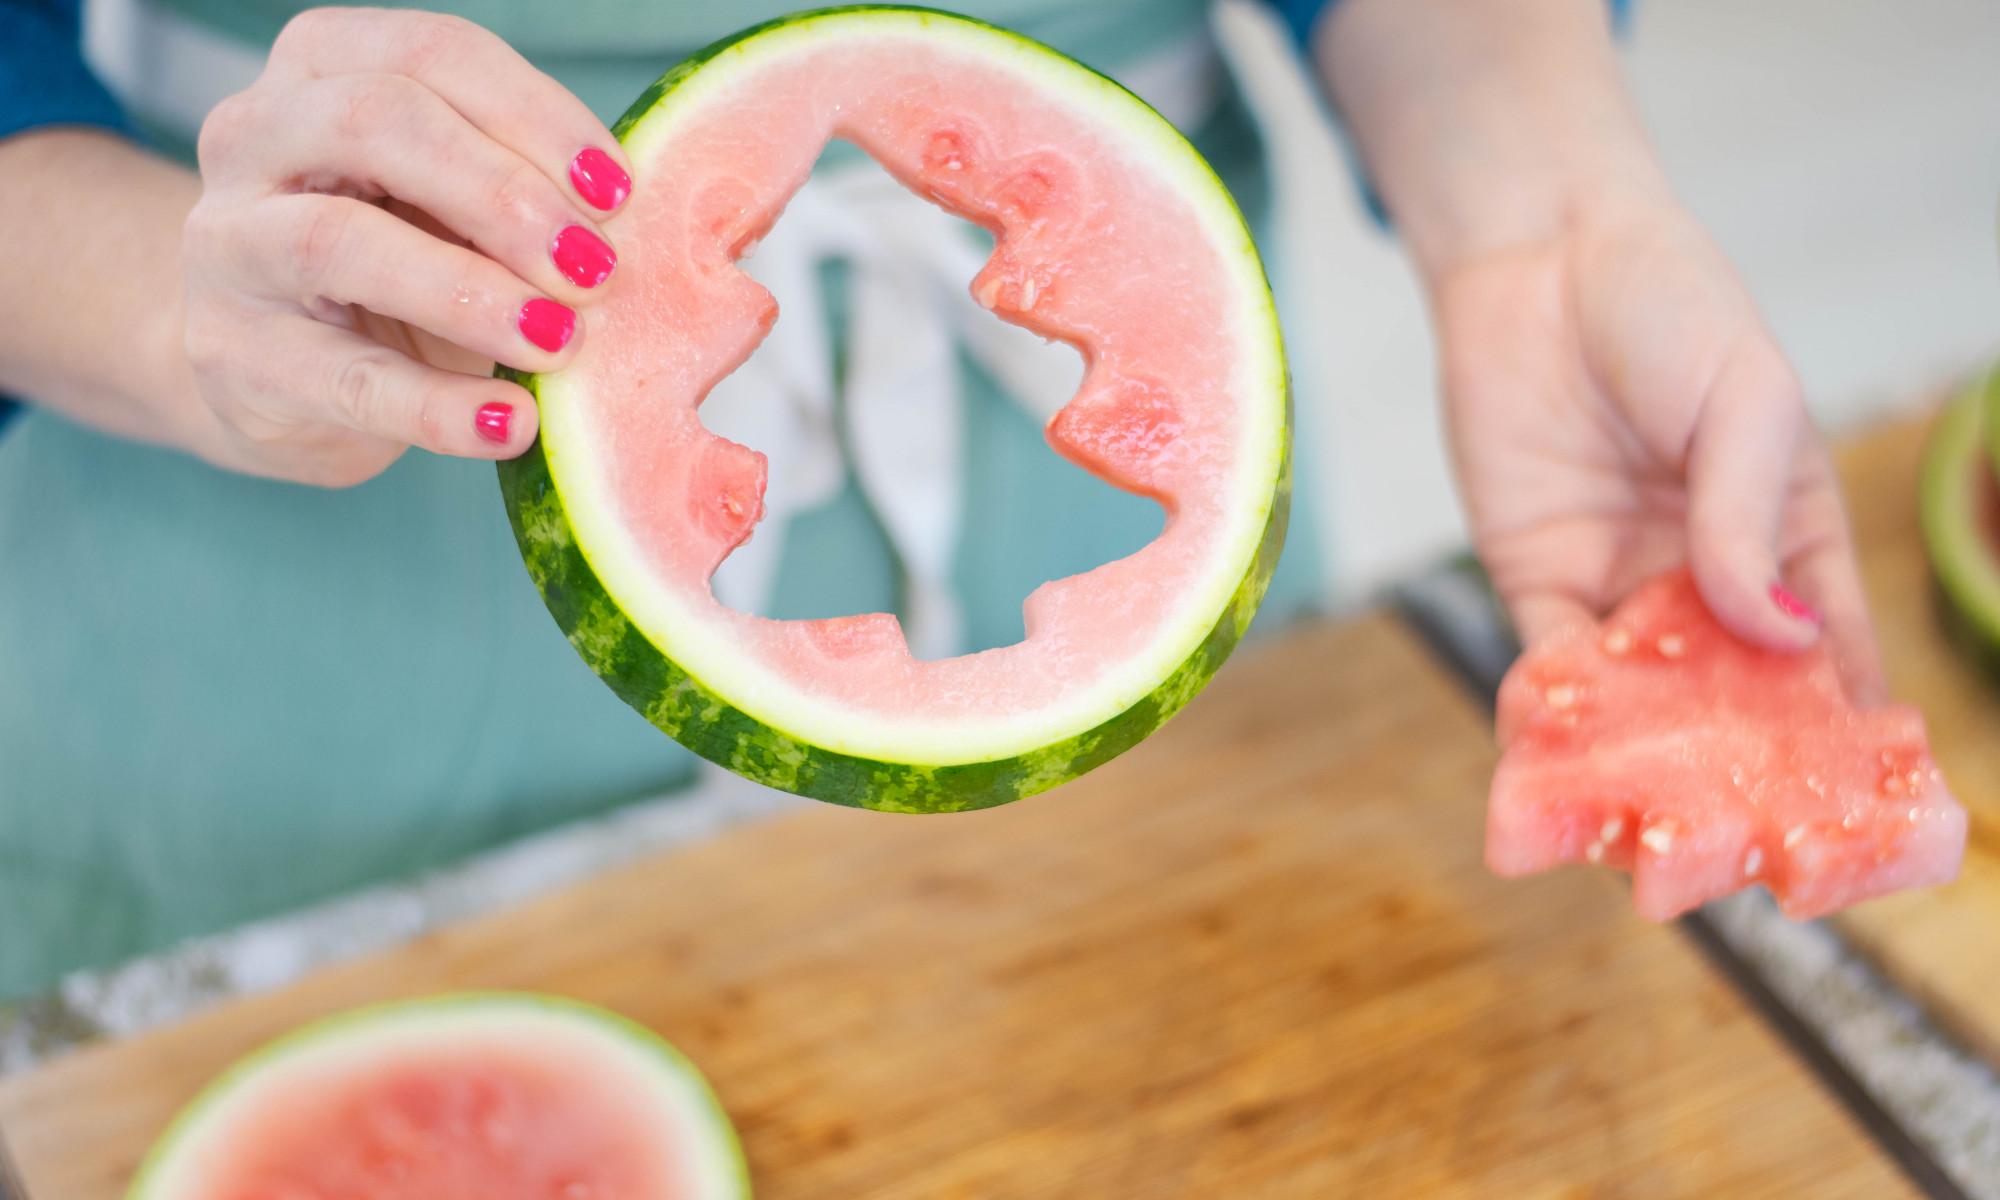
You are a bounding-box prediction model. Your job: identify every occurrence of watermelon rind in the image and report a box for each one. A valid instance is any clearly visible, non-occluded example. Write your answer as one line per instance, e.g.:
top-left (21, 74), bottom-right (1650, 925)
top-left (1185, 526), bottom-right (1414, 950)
top-left (125, 993), bottom-right (750, 1200)
top-left (498, 6), bottom-right (1290, 812)
top-left (1922, 372), bottom-right (2000, 665)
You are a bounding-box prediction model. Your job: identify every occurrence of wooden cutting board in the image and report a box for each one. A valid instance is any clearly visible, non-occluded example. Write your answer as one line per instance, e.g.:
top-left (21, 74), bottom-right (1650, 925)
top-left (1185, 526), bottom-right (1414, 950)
top-left (0, 614), bottom-right (1914, 1198)
top-left (1833, 405), bottom-right (2000, 1066)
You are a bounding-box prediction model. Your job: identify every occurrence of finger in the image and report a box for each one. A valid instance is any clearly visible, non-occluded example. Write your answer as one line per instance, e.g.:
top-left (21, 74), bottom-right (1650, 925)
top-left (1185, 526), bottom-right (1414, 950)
top-left (293, 318), bottom-right (541, 458)
top-left (214, 74), bottom-right (617, 302)
top-left (267, 8), bottom-right (633, 214)
top-left (1780, 445), bottom-right (1889, 704)
top-left (1684, 336), bottom-right (1823, 651)
top-left (237, 193), bottom-right (581, 373)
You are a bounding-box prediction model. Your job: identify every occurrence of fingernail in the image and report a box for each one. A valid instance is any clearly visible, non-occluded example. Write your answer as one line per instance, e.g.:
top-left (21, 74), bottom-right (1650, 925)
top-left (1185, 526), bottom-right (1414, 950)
top-left (475, 401), bottom-right (513, 445)
top-left (570, 148), bottom-right (631, 211)
top-left (518, 298), bottom-right (575, 352)
top-left (552, 225), bottom-right (615, 288)
top-left (1770, 583), bottom-right (1821, 625)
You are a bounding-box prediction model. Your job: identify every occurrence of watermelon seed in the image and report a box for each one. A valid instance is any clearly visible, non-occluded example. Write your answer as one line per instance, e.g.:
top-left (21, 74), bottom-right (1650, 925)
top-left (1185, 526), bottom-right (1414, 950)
top-left (1640, 824), bottom-right (1676, 855)
top-left (1020, 277), bottom-right (1038, 309)
top-left (1656, 634), bottom-right (1686, 658)
top-left (1600, 816), bottom-right (1624, 843)
top-left (1784, 825), bottom-right (1808, 850)
top-left (1744, 846), bottom-right (1764, 876)
top-left (947, 159), bottom-right (963, 170)
top-left (1603, 629), bottom-right (1633, 655)
top-left (1545, 683), bottom-right (1578, 709)
top-left (1585, 841), bottom-right (1605, 863)
top-left (1883, 773), bottom-right (1906, 796)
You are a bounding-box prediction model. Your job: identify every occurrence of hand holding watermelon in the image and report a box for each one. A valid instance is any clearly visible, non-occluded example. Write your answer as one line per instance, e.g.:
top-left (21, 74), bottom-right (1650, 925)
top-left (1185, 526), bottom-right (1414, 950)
top-left (1319, 1), bottom-right (1958, 916)
top-left (1433, 197), bottom-right (1885, 705)
top-left (178, 8), bottom-right (634, 485)
top-left (1319, 0), bottom-right (1881, 705)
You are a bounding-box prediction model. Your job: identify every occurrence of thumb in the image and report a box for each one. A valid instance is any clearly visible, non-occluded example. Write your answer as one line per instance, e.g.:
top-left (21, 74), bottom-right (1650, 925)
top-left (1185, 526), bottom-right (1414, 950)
top-left (1685, 339), bottom-right (1822, 651)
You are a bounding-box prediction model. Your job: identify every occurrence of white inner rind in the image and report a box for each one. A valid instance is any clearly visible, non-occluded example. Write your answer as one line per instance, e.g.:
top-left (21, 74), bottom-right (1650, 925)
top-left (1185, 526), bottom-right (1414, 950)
top-left (540, 10), bottom-right (1286, 766)
top-left (131, 997), bottom-right (746, 1200)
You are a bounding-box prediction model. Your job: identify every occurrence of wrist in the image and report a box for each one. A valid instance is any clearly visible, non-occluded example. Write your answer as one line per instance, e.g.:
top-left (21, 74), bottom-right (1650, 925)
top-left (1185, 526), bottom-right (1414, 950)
top-left (1317, 0), bottom-right (1672, 281)
top-left (1415, 166), bottom-right (1672, 289)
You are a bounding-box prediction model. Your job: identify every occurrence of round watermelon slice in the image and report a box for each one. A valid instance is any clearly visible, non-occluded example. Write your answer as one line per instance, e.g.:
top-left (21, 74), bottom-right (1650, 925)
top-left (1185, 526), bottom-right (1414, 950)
top-left (1488, 569), bottom-right (1966, 922)
top-left (498, 7), bottom-right (1289, 813)
top-left (128, 994), bottom-right (748, 1200)
top-left (1921, 371), bottom-right (2000, 662)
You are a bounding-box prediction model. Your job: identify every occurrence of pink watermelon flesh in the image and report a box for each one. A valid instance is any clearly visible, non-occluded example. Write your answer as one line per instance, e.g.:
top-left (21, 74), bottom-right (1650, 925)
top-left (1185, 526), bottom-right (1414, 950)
top-left (573, 27), bottom-right (1268, 730)
top-left (194, 1037), bottom-right (692, 1199)
top-left (1488, 568), bottom-right (1966, 921)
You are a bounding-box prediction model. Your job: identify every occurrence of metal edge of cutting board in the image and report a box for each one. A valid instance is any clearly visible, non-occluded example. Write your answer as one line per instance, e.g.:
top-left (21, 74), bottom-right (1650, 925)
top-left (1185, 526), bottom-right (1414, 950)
top-left (1392, 557), bottom-right (1983, 1200)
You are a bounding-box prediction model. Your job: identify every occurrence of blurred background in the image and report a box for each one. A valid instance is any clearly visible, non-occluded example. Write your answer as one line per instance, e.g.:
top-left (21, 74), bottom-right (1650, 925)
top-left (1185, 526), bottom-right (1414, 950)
top-left (1227, 0), bottom-right (2000, 604)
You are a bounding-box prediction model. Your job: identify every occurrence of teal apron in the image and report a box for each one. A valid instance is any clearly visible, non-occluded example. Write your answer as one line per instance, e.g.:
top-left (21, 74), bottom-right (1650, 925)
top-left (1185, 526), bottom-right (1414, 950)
top-left (0, 0), bottom-right (1323, 1000)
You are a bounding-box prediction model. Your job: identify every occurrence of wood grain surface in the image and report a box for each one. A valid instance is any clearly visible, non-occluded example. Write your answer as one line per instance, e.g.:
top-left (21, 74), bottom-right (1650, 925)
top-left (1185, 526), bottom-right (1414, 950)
top-left (0, 615), bottom-right (1913, 1198)
top-left (1833, 406), bottom-right (2000, 1067)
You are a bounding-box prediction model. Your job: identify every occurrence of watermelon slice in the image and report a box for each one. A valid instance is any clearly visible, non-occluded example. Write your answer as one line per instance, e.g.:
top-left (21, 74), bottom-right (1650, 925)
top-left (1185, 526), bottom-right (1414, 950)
top-left (498, 7), bottom-right (1288, 814)
top-left (1488, 569), bottom-right (1966, 921)
top-left (129, 995), bottom-right (748, 1200)
top-left (1921, 372), bottom-right (2000, 662)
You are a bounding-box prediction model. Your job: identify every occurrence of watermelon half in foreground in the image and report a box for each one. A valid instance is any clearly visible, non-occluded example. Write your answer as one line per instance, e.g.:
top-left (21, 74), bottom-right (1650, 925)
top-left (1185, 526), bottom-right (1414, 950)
top-left (128, 994), bottom-right (748, 1200)
top-left (499, 7), bottom-right (1289, 813)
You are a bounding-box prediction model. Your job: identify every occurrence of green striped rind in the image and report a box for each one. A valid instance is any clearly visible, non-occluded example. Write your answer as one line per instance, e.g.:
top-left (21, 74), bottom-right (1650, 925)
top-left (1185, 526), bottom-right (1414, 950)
top-left (126, 994), bottom-right (750, 1200)
top-left (607, 5), bottom-right (1152, 142)
top-left (498, 390), bottom-right (1288, 813)
top-left (496, 5), bottom-right (1289, 812)
top-left (1924, 371), bottom-right (2000, 665)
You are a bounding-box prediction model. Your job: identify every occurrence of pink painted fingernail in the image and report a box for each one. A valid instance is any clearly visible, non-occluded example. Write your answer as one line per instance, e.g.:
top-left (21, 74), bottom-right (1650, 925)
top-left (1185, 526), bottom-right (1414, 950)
top-left (1770, 583), bottom-right (1821, 624)
top-left (552, 225), bottom-right (616, 288)
top-left (570, 148), bottom-right (631, 211)
top-left (518, 298), bottom-right (575, 352)
top-left (475, 401), bottom-right (513, 445)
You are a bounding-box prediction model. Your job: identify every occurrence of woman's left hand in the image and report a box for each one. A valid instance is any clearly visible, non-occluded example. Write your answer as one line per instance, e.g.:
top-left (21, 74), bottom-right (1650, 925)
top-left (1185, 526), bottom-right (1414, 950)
top-left (1315, 0), bottom-right (1885, 705)
top-left (1434, 191), bottom-right (1885, 704)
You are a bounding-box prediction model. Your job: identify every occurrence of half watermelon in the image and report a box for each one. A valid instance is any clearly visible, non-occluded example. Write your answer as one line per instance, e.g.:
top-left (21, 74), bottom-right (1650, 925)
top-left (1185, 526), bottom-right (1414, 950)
top-left (1488, 569), bottom-right (1966, 921)
top-left (499, 7), bottom-right (1289, 813)
top-left (127, 994), bottom-right (747, 1200)
top-left (1920, 371), bottom-right (2000, 664)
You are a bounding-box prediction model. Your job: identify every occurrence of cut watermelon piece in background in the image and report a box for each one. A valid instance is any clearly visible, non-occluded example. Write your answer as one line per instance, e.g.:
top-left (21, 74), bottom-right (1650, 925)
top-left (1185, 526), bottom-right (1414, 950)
top-left (500, 7), bottom-right (1289, 814)
top-left (1488, 569), bottom-right (1966, 921)
top-left (129, 995), bottom-right (748, 1200)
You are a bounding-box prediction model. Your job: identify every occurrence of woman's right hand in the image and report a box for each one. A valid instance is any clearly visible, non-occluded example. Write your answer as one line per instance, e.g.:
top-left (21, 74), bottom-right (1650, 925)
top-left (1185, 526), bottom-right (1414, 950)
top-left (182, 6), bottom-right (634, 486)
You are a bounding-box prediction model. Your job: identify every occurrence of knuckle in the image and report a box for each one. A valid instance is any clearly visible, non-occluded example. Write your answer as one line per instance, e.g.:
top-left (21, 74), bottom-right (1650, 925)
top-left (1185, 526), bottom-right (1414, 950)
top-left (181, 308), bottom-right (233, 380)
top-left (486, 157), bottom-right (556, 229)
top-left (412, 387), bottom-right (450, 449)
top-left (179, 201), bottom-right (226, 263)
top-left (196, 92), bottom-right (261, 170)
top-left (386, 11), bottom-right (477, 75)
top-left (272, 7), bottom-right (340, 59)
top-left (287, 202), bottom-right (354, 293)
top-left (330, 352), bottom-right (390, 429)
top-left (330, 73), bottom-right (418, 143)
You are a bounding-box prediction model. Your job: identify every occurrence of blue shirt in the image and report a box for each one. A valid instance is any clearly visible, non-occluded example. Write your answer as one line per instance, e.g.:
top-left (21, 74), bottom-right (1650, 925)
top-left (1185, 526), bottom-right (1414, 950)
top-left (0, 0), bottom-right (133, 437)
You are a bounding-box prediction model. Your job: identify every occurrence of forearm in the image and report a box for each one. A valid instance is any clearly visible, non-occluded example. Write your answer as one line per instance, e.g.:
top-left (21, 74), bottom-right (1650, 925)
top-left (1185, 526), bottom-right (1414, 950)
top-left (1314, 0), bottom-right (1669, 280)
top-left (0, 129), bottom-right (211, 451)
